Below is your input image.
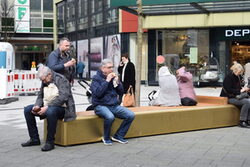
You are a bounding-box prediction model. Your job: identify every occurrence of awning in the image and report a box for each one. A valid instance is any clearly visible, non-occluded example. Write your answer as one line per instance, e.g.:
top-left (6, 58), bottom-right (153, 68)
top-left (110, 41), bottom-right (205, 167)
top-left (112, 0), bottom-right (250, 16)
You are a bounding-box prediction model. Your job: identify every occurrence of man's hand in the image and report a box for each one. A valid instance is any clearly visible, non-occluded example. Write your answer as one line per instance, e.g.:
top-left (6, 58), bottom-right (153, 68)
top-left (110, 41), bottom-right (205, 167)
top-left (106, 73), bottom-right (116, 82)
top-left (64, 58), bottom-right (76, 68)
top-left (31, 106), bottom-right (40, 115)
top-left (36, 106), bottom-right (48, 115)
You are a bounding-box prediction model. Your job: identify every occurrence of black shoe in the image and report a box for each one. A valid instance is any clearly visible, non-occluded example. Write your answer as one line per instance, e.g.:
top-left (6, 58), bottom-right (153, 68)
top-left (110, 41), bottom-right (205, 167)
top-left (239, 121), bottom-right (250, 128)
top-left (21, 139), bottom-right (40, 147)
top-left (41, 142), bottom-right (54, 152)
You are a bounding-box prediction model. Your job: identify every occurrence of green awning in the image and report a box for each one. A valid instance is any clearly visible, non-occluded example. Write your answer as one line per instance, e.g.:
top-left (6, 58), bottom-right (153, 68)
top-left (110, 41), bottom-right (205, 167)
top-left (112, 0), bottom-right (250, 16)
top-left (111, 0), bottom-right (232, 7)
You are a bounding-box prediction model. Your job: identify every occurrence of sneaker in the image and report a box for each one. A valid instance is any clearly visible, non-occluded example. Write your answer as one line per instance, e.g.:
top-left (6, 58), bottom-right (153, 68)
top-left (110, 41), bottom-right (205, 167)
top-left (101, 137), bottom-right (112, 146)
top-left (111, 136), bottom-right (128, 144)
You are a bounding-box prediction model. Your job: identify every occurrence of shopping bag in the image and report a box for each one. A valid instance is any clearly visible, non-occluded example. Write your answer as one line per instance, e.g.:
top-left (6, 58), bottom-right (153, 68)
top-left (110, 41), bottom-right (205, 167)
top-left (122, 85), bottom-right (135, 107)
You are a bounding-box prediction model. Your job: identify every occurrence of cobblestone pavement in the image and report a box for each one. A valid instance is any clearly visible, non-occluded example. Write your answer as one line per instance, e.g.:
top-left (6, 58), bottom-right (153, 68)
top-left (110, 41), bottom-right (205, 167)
top-left (1, 82), bottom-right (250, 167)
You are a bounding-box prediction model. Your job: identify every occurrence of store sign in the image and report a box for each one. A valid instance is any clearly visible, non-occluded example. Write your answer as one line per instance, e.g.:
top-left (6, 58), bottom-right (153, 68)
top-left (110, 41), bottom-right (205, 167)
top-left (225, 29), bottom-right (250, 37)
top-left (14, 0), bottom-right (30, 33)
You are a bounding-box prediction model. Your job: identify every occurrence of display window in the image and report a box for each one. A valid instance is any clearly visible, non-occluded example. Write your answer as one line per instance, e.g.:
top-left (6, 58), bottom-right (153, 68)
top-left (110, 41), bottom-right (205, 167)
top-left (156, 29), bottom-right (209, 82)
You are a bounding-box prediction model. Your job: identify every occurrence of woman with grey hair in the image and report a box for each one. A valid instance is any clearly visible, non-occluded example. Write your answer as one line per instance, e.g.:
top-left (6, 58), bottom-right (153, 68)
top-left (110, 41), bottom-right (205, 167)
top-left (220, 61), bottom-right (250, 128)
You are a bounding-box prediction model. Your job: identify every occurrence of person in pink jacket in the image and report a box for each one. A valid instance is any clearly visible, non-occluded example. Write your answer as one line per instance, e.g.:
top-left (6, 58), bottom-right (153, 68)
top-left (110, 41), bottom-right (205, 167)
top-left (176, 66), bottom-right (197, 106)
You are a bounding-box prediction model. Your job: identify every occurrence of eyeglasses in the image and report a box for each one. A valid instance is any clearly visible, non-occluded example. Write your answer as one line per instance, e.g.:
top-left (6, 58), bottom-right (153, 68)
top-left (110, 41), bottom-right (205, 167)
top-left (105, 66), bottom-right (114, 69)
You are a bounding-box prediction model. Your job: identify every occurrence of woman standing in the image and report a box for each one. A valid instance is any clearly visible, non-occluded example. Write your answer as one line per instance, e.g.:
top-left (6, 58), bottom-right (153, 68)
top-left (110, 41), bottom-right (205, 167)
top-left (220, 62), bottom-right (250, 128)
top-left (118, 53), bottom-right (135, 93)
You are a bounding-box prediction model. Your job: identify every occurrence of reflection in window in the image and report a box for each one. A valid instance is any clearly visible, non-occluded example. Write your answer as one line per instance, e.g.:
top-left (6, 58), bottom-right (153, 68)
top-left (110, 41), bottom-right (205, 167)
top-left (106, 9), bottom-right (118, 24)
top-left (104, 0), bottom-right (111, 9)
top-left (66, 1), bottom-right (76, 32)
top-left (57, 2), bottom-right (65, 34)
top-left (91, 13), bottom-right (103, 27)
top-left (91, 0), bottom-right (103, 13)
top-left (78, 0), bottom-right (88, 17)
top-left (43, 0), bottom-right (53, 12)
top-left (30, 0), bottom-right (41, 12)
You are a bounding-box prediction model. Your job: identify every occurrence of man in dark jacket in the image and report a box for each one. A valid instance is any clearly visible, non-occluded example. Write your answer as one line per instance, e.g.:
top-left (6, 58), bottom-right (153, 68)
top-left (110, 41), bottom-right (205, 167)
top-left (90, 59), bottom-right (135, 145)
top-left (47, 37), bottom-right (76, 83)
top-left (21, 65), bottom-right (76, 151)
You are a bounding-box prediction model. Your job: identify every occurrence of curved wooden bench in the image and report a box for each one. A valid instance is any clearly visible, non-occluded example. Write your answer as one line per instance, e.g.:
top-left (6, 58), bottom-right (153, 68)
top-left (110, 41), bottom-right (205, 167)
top-left (44, 96), bottom-right (240, 146)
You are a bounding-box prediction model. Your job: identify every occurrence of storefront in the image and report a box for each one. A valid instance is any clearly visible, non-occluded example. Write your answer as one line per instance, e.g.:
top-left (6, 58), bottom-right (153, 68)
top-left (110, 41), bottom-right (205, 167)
top-left (148, 27), bottom-right (250, 86)
top-left (13, 41), bottom-right (53, 70)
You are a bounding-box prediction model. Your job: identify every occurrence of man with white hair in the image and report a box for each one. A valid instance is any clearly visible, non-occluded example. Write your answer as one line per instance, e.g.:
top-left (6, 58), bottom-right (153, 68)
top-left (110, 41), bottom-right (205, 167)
top-left (47, 37), bottom-right (76, 83)
top-left (21, 65), bottom-right (76, 151)
top-left (90, 59), bottom-right (135, 145)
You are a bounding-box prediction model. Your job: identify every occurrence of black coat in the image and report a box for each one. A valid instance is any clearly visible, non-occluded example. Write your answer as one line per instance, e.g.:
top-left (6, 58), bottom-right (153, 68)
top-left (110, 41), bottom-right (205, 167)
top-left (220, 72), bottom-right (243, 98)
top-left (118, 61), bottom-right (136, 93)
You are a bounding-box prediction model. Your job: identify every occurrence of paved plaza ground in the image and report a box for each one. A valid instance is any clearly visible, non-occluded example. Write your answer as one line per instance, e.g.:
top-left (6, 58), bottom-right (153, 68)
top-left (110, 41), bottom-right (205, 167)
top-left (1, 82), bottom-right (250, 167)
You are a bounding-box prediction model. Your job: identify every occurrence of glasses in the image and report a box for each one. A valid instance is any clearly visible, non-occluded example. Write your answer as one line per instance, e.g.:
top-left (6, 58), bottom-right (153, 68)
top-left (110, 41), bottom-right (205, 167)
top-left (105, 66), bottom-right (114, 69)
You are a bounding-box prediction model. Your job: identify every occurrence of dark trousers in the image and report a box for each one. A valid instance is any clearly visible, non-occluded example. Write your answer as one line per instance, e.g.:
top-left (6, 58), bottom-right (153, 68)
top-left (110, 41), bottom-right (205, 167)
top-left (24, 104), bottom-right (65, 142)
top-left (228, 98), bottom-right (250, 121)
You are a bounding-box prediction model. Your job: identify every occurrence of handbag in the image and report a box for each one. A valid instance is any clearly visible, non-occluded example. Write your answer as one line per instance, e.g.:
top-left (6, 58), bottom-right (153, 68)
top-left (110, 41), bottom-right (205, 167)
top-left (122, 85), bottom-right (135, 107)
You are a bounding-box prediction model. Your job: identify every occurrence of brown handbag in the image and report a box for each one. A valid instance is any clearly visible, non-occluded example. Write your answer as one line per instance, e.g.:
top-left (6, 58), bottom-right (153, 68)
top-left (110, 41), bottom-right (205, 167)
top-left (122, 85), bottom-right (135, 107)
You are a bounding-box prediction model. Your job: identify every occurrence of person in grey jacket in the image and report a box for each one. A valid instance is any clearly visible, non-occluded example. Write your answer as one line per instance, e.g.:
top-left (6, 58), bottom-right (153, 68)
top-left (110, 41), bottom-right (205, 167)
top-left (21, 65), bottom-right (76, 151)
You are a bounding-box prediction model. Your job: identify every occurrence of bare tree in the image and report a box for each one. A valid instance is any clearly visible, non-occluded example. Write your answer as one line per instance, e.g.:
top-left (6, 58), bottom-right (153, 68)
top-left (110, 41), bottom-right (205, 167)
top-left (0, 0), bottom-right (15, 42)
top-left (135, 0), bottom-right (143, 106)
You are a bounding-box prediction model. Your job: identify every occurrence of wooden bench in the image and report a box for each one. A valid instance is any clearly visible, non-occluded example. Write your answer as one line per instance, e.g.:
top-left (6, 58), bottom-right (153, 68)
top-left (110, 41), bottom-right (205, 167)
top-left (44, 96), bottom-right (240, 146)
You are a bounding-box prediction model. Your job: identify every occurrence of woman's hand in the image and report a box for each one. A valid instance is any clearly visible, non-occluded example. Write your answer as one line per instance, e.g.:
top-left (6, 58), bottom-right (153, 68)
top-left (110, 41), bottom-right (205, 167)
top-left (241, 87), bottom-right (250, 92)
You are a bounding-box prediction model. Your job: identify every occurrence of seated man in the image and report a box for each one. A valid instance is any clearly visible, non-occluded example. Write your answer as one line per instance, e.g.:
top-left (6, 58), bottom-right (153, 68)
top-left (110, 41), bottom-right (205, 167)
top-left (90, 59), bottom-right (135, 145)
top-left (21, 65), bottom-right (76, 151)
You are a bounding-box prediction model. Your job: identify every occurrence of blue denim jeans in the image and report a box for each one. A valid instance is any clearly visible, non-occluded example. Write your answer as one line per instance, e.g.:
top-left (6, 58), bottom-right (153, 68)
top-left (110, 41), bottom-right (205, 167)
top-left (24, 104), bottom-right (65, 142)
top-left (94, 105), bottom-right (135, 140)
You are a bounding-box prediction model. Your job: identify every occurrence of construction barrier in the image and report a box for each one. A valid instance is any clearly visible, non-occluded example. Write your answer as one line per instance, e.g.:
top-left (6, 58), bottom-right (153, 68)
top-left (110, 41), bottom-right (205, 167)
top-left (0, 68), bottom-right (14, 99)
top-left (13, 70), bottom-right (41, 95)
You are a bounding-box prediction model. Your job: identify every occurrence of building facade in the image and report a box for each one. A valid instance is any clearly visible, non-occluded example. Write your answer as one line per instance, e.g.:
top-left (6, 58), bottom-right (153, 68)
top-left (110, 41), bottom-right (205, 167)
top-left (0, 0), bottom-right (54, 70)
top-left (116, 0), bottom-right (250, 85)
top-left (53, 0), bottom-right (250, 85)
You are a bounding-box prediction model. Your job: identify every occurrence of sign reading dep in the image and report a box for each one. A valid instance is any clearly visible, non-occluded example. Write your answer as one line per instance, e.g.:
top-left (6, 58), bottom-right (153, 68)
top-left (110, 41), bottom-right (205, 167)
top-left (225, 29), bottom-right (250, 37)
top-left (14, 0), bottom-right (30, 33)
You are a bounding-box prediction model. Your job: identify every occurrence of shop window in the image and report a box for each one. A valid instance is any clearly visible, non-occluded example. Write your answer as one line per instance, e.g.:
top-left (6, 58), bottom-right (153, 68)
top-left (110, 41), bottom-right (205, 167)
top-left (159, 29), bottom-right (209, 82)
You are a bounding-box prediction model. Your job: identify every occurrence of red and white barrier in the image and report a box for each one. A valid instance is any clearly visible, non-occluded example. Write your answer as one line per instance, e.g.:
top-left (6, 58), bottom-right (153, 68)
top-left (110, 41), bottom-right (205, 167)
top-left (13, 70), bottom-right (41, 95)
top-left (0, 69), bottom-right (14, 99)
